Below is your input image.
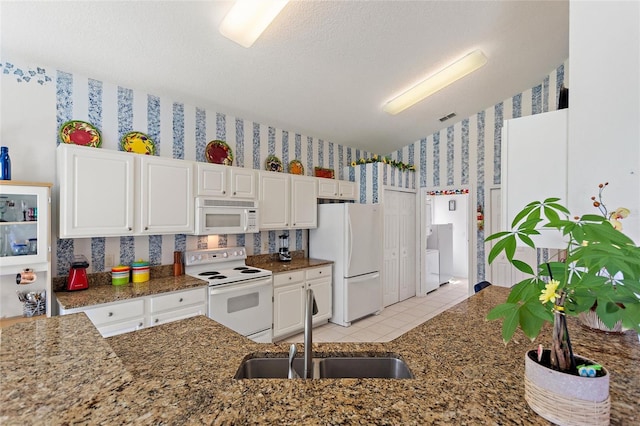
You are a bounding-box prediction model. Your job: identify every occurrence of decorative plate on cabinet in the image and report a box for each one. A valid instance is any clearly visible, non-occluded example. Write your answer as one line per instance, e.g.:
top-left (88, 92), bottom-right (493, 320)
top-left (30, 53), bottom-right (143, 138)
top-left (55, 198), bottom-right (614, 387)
top-left (265, 155), bottom-right (283, 172)
top-left (121, 131), bottom-right (156, 155)
top-left (314, 167), bottom-right (335, 179)
top-left (288, 159), bottom-right (304, 175)
top-left (205, 140), bottom-right (233, 165)
top-left (59, 120), bottom-right (102, 148)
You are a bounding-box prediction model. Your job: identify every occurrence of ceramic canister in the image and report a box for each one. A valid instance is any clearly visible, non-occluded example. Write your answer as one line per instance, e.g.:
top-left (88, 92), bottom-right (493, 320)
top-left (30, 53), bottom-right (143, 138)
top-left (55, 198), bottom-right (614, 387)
top-left (131, 260), bottom-right (150, 283)
top-left (111, 265), bottom-right (130, 286)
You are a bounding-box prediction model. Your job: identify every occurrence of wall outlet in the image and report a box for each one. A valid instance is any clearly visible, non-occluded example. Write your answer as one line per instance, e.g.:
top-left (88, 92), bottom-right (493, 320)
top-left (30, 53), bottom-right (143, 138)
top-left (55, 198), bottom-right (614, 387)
top-left (105, 254), bottom-right (115, 268)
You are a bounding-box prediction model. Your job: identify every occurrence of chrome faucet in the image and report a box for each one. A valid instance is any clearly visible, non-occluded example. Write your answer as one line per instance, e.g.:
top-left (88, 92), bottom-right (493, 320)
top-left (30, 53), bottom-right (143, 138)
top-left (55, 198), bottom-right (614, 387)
top-left (303, 288), bottom-right (318, 379)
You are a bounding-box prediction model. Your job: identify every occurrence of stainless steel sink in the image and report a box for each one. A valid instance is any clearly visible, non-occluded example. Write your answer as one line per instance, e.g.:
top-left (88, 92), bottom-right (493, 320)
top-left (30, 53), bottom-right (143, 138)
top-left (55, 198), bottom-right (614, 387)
top-left (234, 355), bottom-right (413, 379)
top-left (317, 357), bottom-right (414, 379)
top-left (233, 357), bottom-right (307, 379)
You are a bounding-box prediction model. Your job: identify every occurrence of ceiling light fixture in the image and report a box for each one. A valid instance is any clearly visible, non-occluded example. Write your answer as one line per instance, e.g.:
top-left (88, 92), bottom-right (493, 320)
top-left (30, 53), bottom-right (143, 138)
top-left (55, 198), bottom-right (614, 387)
top-left (219, 0), bottom-right (290, 48)
top-left (383, 50), bottom-right (487, 115)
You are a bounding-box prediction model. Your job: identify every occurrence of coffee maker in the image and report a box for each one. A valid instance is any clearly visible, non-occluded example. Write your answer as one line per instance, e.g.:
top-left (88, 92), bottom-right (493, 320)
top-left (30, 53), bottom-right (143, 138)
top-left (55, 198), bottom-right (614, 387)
top-left (67, 255), bottom-right (90, 291)
top-left (278, 234), bottom-right (291, 262)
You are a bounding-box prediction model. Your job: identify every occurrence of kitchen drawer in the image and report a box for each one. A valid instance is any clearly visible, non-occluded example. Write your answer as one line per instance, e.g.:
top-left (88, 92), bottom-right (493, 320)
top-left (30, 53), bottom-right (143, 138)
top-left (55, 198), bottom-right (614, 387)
top-left (97, 317), bottom-right (146, 338)
top-left (84, 299), bottom-right (145, 326)
top-left (150, 287), bottom-right (206, 313)
top-left (150, 304), bottom-right (206, 327)
top-left (273, 271), bottom-right (305, 287)
top-left (305, 266), bottom-right (331, 281)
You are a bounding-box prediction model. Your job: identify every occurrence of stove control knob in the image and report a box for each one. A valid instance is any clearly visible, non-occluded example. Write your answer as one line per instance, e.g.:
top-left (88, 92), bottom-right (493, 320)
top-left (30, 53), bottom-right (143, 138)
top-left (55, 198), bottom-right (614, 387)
top-left (239, 249), bottom-right (245, 256)
top-left (232, 250), bottom-right (238, 256)
top-left (222, 252), bottom-right (228, 258)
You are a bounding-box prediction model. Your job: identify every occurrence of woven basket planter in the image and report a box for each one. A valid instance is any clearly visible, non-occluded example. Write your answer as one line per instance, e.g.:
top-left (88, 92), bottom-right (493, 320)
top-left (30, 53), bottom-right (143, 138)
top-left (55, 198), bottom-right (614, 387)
top-left (524, 350), bottom-right (610, 426)
top-left (578, 309), bottom-right (624, 334)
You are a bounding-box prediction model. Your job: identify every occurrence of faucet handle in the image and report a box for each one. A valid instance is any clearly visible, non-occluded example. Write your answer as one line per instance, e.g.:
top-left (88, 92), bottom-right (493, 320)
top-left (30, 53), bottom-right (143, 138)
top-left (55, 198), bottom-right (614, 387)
top-left (288, 344), bottom-right (300, 379)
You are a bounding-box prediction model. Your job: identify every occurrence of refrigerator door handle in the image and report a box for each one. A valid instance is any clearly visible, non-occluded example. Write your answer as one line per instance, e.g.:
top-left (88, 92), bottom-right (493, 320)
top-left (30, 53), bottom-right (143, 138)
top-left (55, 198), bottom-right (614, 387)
top-left (347, 212), bottom-right (353, 272)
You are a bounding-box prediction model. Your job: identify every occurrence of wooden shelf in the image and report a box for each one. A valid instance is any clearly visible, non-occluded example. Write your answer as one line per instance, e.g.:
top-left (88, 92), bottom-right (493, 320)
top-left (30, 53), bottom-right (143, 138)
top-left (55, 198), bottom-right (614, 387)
top-left (0, 315), bottom-right (45, 328)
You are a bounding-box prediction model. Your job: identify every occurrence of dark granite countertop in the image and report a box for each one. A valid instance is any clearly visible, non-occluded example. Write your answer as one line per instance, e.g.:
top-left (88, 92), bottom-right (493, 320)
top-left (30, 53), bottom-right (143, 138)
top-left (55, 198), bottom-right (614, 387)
top-left (55, 274), bottom-right (208, 311)
top-left (247, 256), bottom-right (333, 274)
top-left (2, 286), bottom-right (638, 424)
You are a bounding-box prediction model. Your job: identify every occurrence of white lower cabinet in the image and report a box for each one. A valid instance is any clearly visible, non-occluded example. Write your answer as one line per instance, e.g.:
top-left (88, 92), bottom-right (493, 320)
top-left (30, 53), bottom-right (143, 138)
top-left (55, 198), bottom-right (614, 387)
top-left (58, 287), bottom-right (207, 337)
top-left (272, 265), bottom-right (332, 341)
top-left (149, 287), bottom-right (206, 326)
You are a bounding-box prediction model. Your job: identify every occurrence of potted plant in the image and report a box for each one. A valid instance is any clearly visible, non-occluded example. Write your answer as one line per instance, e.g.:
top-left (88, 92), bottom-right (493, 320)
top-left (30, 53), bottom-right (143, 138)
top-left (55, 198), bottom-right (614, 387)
top-left (485, 183), bottom-right (640, 425)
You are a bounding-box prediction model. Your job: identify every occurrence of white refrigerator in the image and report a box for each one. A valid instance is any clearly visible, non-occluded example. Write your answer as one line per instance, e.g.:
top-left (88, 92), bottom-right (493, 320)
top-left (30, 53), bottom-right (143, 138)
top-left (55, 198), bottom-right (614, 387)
top-left (309, 203), bottom-right (382, 327)
top-left (427, 223), bottom-right (454, 285)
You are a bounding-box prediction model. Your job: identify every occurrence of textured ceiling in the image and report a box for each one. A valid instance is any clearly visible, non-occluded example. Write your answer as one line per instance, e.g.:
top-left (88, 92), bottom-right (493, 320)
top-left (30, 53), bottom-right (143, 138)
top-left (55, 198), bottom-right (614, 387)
top-left (1, 1), bottom-right (569, 155)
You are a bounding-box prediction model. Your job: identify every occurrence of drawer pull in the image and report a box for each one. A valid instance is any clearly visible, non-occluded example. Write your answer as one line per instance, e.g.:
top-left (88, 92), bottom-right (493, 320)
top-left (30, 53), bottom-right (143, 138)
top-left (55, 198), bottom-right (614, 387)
top-left (108, 312), bottom-right (113, 317)
top-left (138, 322), bottom-right (143, 327)
top-left (179, 298), bottom-right (184, 302)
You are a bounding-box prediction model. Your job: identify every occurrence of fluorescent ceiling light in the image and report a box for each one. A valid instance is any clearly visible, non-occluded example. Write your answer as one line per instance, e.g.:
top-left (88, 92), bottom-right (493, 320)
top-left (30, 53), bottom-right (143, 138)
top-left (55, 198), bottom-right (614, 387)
top-left (219, 0), bottom-right (290, 48)
top-left (383, 50), bottom-right (488, 115)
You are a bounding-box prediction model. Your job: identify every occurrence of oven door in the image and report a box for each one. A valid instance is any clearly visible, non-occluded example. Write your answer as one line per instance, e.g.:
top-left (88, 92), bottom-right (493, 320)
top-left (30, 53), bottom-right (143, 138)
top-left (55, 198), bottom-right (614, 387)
top-left (208, 277), bottom-right (272, 339)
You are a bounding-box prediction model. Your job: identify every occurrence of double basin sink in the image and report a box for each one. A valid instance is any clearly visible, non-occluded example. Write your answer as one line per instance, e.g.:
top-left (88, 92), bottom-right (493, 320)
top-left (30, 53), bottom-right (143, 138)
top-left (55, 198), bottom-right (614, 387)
top-left (234, 354), bottom-right (414, 379)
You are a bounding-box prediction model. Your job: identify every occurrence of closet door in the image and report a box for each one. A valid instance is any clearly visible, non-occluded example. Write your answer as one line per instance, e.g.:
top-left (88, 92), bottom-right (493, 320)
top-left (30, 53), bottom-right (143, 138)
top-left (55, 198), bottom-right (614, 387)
top-left (398, 192), bottom-right (416, 301)
top-left (383, 191), bottom-right (400, 307)
top-left (382, 191), bottom-right (400, 306)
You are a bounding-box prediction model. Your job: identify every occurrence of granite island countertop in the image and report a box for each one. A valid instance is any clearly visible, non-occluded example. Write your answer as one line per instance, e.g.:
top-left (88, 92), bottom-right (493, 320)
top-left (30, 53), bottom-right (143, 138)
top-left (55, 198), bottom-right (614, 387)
top-left (2, 286), bottom-right (638, 425)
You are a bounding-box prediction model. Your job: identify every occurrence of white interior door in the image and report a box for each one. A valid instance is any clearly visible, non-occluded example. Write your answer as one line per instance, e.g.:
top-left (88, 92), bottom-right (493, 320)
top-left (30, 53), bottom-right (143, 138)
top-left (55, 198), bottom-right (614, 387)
top-left (398, 192), bottom-right (416, 301)
top-left (383, 191), bottom-right (400, 306)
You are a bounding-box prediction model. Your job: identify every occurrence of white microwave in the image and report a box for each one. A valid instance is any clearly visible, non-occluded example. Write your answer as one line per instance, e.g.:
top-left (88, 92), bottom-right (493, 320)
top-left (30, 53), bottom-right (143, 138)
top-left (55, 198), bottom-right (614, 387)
top-left (194, 198), bottom-right (259, 235)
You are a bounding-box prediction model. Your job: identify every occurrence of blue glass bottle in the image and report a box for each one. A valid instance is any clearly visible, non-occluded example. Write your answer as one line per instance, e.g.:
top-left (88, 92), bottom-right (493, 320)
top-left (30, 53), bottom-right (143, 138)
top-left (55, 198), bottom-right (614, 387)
top-left (0, 146), bottom-right (10, 180)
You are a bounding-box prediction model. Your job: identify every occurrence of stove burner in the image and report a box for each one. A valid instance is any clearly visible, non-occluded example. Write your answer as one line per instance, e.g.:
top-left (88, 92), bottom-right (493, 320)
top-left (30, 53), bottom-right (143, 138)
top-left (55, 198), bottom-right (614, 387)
top-left (208, 275), bottom-right (227, 280)
top-left (233, 266), bottom-right (249, 270)
top-left (241, 269), bottom-right (261, 274)
top-left (199, 271), bottom-right (221, 276)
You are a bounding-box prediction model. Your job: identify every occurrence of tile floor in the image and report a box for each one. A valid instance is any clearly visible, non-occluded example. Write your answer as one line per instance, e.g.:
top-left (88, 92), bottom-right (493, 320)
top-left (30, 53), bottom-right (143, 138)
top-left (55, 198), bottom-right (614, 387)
top-left (283, 278), bottom-right (470, 344)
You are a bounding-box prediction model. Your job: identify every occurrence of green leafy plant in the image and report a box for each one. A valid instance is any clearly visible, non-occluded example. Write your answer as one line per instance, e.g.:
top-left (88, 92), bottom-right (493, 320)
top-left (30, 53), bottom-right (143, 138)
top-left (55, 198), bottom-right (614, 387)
top-left (486, 183), bottom-right (640, 372)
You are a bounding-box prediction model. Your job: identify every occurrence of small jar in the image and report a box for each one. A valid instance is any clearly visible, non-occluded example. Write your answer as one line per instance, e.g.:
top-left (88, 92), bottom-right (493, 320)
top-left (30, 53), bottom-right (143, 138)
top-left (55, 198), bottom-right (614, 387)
top-left (28, 238), bottom-right (38, 254)
top-left (111, 265), bottom-right (130, 286)
top-left (12, 243), bottom-right (28, 256)
top-left (131, 260), bottom-right (150, 283)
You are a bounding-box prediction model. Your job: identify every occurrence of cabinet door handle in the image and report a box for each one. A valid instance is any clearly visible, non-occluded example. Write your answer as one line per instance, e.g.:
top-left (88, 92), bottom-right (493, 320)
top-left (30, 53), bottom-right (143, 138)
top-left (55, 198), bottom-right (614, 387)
top-left (145, 226), bottom-right (149, 230)
top-left (222, 190), bottom-right (226, 194)
top-left (138, 322), bottom-right (143, 328)
top-left (128, 227), bottom-right (132, 231)
top-left (179, 297), bottom-right (184, 302)
top-left (108, 312), bottom-right (113, 317)
top-left (155, 318), bottom-right (159, 323)
top-left (233, 191), bottom-right (236, 195)
top-left (288, 277), bottom-right (292, 280)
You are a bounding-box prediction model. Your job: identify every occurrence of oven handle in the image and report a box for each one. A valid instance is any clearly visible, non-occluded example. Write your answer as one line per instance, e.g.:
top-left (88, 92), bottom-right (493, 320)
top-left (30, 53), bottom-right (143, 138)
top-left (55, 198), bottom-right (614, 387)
top-left (209, 277), bottom-right (272, 296)
top-left (243, 209), bottom-right (249, 233)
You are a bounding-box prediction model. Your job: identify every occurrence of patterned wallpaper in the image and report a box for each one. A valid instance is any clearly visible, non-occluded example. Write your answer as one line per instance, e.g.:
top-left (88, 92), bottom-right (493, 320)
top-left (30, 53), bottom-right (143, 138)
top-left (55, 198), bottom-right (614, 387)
top-left (50, 69), bottom-right (375, 276)
top-left (387, 62), bottom-right (567, 281)
top-left (2, 59), bottom-right (566, 280)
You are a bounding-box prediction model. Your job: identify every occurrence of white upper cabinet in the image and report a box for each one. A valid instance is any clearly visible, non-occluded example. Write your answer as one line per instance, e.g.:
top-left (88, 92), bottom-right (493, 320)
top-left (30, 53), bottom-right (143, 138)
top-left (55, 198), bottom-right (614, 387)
top-left (58, 144), bottom-right (135, 237)
top-left (58, 144), bottom-right (194, 238)
top-left (196, 163), bottom-right (256, 199)
top-left (137, 156), bottom-right (194, 235)
top-left (290, 175), bottom-right (317, 229)
top-left (317, 178), bottom-right (357, 200)
top-left (259, 171), bottom-right (290, 229)
top-left (258, 172), bottom-right (318, 230)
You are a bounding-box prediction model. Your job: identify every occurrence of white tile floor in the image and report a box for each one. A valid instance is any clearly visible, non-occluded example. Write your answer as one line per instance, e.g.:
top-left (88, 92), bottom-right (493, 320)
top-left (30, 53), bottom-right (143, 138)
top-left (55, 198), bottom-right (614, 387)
top-left (283, 278), bottom-right (470, 344)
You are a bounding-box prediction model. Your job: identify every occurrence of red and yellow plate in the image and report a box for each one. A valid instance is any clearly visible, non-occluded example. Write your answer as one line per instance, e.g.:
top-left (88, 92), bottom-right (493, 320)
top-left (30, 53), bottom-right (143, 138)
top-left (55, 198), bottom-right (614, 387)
top-left (205, 140), bottom-right (233, 165)
top-left (121, 131), bottom-right (156, 155)
top-left (59, 120), bottom-right (102, 147)
top-left (288, 159), bottom-right (304, 175)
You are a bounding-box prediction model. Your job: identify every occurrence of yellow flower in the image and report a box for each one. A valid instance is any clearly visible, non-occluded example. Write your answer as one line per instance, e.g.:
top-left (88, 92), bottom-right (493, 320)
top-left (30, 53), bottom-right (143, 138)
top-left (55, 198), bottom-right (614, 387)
top-left (350, 161), bottom-right (357, 167)
top-left (610, 218), bottom-right (623, 230)
top-left (612, 207), bottom-right (630, 220)
top-left (539, 280), bottom-right (560, 304)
